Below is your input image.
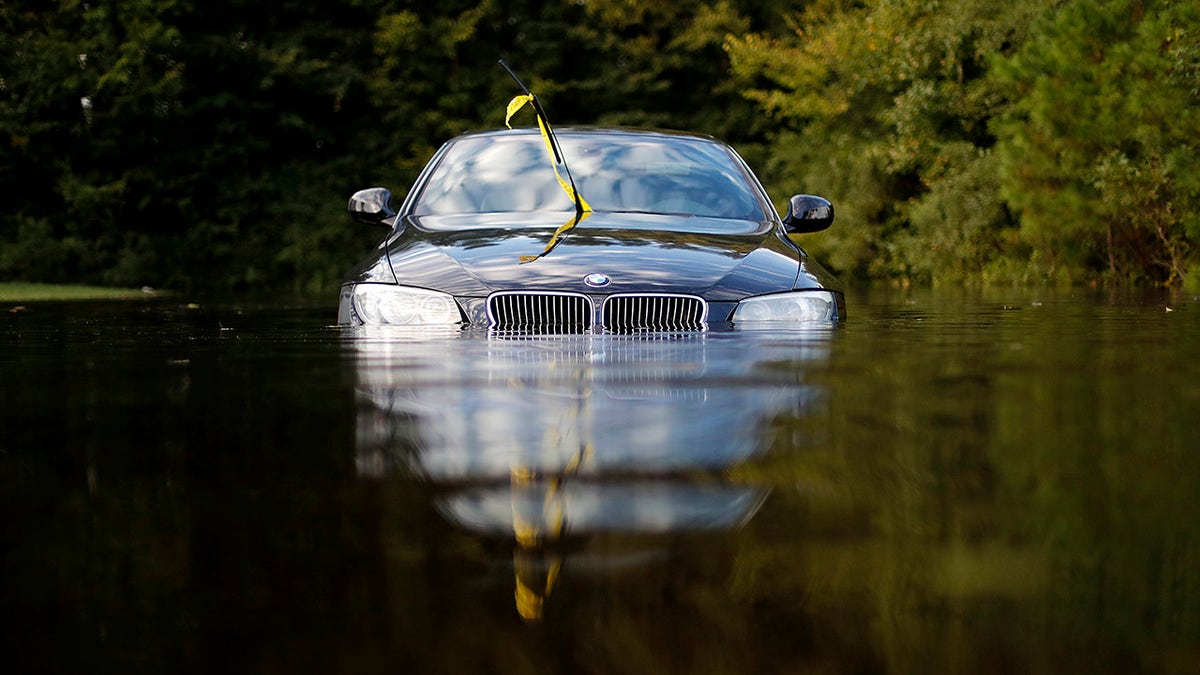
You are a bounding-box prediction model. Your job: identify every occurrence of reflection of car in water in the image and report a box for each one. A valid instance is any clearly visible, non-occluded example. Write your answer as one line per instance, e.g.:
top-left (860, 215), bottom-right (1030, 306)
top-left (351, 330), bottom-right (830, 620)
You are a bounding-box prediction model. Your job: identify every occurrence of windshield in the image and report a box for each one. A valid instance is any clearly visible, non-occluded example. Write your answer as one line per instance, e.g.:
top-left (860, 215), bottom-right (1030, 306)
top-left (413, 132), bottom-right (767, 221)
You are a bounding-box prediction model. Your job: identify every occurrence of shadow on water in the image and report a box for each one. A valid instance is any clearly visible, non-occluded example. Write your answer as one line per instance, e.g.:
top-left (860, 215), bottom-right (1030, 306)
top-left (3, 292), bottom-right (1200, 673)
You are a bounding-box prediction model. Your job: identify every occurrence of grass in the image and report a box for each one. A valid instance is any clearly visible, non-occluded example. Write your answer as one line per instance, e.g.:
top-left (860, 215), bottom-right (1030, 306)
top-left (0, 282), bottom-right (160, 302)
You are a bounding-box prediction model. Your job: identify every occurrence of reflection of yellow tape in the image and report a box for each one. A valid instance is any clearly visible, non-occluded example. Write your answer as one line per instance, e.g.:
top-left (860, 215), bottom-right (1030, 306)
top-left (508, 396), bottom-right (589, 620)
top-left (515, 552), bottom-right (562, 622)
top-left (505, 94), bottom-right (592, 214)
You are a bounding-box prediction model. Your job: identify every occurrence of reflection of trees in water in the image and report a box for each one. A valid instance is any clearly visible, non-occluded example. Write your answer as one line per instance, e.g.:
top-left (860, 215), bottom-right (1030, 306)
top-left (348, 322), bottom-right (1200, 671)
top-left (727, 308), bottom-right (1200, 674)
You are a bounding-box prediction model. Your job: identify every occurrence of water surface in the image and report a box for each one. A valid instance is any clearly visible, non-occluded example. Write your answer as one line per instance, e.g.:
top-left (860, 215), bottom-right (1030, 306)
top-left (2, 289), bottom-right (1197, 673)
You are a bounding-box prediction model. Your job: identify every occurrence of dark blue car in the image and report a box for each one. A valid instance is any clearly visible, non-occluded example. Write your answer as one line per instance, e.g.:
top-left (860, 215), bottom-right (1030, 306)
top-left (338, 127), bottom-right (843, 330)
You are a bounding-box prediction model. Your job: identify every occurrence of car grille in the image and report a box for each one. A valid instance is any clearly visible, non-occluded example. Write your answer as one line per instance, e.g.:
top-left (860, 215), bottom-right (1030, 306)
top-left (602, 294), bottom-right (707, 331)
top-left (487, 292), bottom-right (707, 331)
top-left (487, 292), bottom-right (592, 329)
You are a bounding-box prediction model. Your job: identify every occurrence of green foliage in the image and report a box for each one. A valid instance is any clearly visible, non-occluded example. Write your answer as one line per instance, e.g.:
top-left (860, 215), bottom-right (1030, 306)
top-left (727, 0), bottom-right (1042, 283)
top-left (992, 0), bottom-right (1200, 285)
top-left (2, 0), bottom-right (1198, 290)
top-left (728, 0), bottom-right (1200, 286)
top-left (2, 0), bottom-right (800, 293)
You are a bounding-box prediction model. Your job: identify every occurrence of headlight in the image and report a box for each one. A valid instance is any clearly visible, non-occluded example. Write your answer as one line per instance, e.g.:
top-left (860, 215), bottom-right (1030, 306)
top-left (732, 290), bottom-right (839, 324)
top-left (350, 284), bottom-right (462, 326)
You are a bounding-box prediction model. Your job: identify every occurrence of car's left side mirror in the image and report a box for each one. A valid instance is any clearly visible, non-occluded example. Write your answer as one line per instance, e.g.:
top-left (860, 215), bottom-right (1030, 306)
top-left (348, 187), bottom-right (397, 227)
top-left (782, 194), bottom-right (834, 233)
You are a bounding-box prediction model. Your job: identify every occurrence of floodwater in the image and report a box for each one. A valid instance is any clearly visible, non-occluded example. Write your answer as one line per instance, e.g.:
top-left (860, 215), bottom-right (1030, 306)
top-left (2, 288), bottom-right (1198, 674)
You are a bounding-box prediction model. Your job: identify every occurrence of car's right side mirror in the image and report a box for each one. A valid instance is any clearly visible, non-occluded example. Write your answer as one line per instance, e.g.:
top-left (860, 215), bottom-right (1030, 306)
top-left (782, 194), bottom-right (834, 233)
top-left (348, 187), bottom-right (397, 227)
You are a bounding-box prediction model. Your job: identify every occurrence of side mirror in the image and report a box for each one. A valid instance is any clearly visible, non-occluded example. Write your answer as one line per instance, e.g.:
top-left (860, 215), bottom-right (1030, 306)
top-left (348, 187), bottom-right (397, 226)
top-left (782, 194), bottom-right (834, 233)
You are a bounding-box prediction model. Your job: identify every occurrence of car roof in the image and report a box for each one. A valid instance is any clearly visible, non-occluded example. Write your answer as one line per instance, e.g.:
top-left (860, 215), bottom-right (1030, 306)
top-left (451, 126), bottom-right (721, 144)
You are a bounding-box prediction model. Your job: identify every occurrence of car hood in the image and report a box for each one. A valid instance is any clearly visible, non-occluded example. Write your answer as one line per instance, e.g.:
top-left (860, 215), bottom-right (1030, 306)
top-left (380, 211), bottom-right (812, 299)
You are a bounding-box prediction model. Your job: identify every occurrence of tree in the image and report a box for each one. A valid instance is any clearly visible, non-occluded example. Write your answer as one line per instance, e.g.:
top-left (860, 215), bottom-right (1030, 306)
top-left (1, 0), bottom-right (389, 291)
top-left (992, 0), bottom-right (1200, 285)
top-left (726, 0), bottom-right (1043, 283)
top-left (1, 1), bottom-right (187, 284)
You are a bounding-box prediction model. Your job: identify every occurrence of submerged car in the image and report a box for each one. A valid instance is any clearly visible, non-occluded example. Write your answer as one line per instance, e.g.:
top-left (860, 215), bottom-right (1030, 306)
top-left (337, 127), bottom-right (843, 330)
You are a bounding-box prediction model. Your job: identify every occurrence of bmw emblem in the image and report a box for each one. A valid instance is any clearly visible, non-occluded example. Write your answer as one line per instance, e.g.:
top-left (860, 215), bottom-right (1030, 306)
top-left (583, 273), bottom-right (611, 288)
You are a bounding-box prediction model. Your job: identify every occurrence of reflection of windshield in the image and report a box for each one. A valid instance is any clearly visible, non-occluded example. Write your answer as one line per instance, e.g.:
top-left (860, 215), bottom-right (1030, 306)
top-left (413, 133), bottom-right (766, 221)
top-left (352, 331), bottom-right (829, 480)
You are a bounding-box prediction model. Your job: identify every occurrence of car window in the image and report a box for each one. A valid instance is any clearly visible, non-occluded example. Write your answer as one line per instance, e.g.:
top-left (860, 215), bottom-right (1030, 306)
top-left (413, 134), bottom-right (767, 221)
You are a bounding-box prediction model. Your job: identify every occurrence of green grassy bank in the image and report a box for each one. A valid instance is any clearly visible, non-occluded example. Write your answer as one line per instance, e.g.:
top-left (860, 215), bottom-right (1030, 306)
top-left (0, 283), bottom-right (156, 303)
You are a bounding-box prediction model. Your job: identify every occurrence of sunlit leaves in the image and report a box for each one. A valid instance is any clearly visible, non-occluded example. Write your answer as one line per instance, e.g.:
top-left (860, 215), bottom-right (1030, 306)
top-left (728, 0), bottom-right (1199, 285)
top-left (727, 0), bottom-right (1037, 281)
top-left (993, 0), bottom-right (1200, 283)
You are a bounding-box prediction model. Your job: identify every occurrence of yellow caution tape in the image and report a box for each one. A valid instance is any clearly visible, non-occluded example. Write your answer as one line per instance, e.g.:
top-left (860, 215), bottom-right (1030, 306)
top-left (506, 93), bottom-right (592, 262)
top-left (504, 94), bottom-right (591, 213)
top-left (519, 210), bottom-right (591, 263)
top-left (504, 94), bottom-right (534, 127)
